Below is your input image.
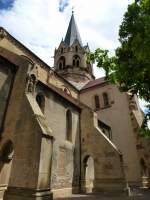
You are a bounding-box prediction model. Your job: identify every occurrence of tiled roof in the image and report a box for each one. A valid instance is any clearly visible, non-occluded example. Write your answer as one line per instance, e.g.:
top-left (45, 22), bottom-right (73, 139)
top-left (81, 77), bottom-right (107, 90)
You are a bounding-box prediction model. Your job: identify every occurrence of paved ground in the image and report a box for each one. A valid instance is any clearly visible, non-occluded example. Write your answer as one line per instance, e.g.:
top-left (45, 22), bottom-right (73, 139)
top-left (55, 188), bottom-right (150, 200)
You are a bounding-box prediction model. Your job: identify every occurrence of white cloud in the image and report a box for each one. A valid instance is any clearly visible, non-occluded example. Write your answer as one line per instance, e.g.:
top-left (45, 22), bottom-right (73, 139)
top-left (0, 0), bottom-right (133, 68)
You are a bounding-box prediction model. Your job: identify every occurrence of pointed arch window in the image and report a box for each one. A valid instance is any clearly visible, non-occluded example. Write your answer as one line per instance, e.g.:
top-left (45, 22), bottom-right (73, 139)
top-left (72, 55), bottom-right (80, 67)
top-left (66, 109), bottom-right (72, 142)
top-left (75, 46), bottom-right (78, 52)
top-left (73, 59), bottom-right (75, 66)
top-left (59, 62), bottom-right (63, 70)
top-left (94, 95), bottom-right (100, 110)
top-left (103, 92), bottom-right (109, 107)
top-left (58, 56), bottom-right (65, 70)
top-left (36, 93), bottom-right (45, 113)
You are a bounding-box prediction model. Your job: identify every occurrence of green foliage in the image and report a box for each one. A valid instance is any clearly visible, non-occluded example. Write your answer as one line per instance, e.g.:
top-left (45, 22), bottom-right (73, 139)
top-left (139, 107), bottom-right (150, 137)
top-left (89, 0), bottom-right (150, 136)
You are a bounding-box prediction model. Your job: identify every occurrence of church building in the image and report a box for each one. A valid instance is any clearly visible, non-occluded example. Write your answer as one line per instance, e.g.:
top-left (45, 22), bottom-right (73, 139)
top-left (0, 12), bottom-right (149, 200)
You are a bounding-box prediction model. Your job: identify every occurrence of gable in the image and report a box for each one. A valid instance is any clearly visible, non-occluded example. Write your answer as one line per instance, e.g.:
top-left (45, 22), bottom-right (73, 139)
top-left (0, 27), bottom-right (79, 99)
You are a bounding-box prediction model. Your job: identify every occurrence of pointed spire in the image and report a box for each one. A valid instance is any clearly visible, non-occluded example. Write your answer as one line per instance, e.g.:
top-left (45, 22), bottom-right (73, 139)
top-left (64, 12), bottom-right (82, 46)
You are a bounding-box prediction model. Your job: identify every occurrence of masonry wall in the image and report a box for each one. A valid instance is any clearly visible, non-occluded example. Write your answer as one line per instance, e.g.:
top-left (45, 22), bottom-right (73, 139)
top-left (80, 84), bottom-right (142, 185)
top-left (36, 83), bottom-right (81, 198)
top-left (80, 107), bottom-right (126, 192)
top-left (0, 50), bottom-right (54, 200)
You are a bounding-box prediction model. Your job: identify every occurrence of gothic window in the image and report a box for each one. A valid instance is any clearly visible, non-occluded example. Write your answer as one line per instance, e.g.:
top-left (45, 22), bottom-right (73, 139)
top-left (72, 55), bottom-right (80, 67)
top-left (73, 59), bottom-right (75, 66)
top-left (103, 92), bottom-right (109, 107)
top-left (61, 47), bottom-right (63, 54)
top-left (58, 56), bottom-right (65, 70)
top-left (94, 95), bottom-right (100, 110)
top-left (75, 46), bottom-right (78, 52)
top-left (77, 60), bottom-right (79, 67)
top-left (36, 93), bottom-right (45, 113)
top-left (0, 59), bottom-right (15, 132)
top-left (66, 109), bottom-right (72, 142)
top-left (59, 62), bottom-right (62, 70)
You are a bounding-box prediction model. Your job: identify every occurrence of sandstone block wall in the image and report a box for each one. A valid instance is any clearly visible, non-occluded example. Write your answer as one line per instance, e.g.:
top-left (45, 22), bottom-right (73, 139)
top-left (80, 107), bottom-right (126, 193)
top-left (80, 84), bottom-right (142, 185)
top-left (36, 83), bottom-right (81, 198)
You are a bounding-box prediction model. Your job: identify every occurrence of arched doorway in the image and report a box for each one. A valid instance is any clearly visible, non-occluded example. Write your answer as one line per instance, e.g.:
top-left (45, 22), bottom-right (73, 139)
top-left (83, 155), bottom-right (95, 193)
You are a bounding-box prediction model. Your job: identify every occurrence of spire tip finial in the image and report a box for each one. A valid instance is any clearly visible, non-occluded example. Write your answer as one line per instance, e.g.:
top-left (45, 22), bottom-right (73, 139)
top-left (72, 6), bottom-right (74, 14)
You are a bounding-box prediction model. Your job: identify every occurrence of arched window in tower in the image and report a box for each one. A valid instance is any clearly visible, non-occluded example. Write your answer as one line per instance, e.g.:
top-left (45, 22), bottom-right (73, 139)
top-left (73, 59), bottom-right (75, 66)
top-left (58, 56), bottom-right (65, 70)
top-left (94, 95), bottom-right (100, 110)
top-left (59, 62), bottom-right (63, 70)
top-left (36, 93), bottom-right (45, 113)
top-left (103, 92), bottom-right (109, 107)
top-left (66, 109), bottom-right (72, 142)
top-left (75, 46), bottom-right (78, 52)
top-left (77, 60), bottom-right (80, 67)
top-left (72, 55), bottom-right (80, 67)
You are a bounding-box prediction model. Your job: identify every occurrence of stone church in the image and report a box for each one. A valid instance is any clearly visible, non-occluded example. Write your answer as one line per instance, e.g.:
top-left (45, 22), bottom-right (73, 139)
top-left (0, 12), bottom-right (149, 200)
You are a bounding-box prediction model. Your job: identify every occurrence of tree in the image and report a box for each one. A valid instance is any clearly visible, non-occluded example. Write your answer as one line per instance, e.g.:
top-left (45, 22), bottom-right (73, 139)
top-left (88, 0), bottom-right (150, 136)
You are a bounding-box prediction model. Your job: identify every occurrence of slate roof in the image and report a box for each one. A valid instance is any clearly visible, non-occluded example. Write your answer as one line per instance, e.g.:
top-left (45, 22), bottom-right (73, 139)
top-left (64, 13), bottom-right (83, 46)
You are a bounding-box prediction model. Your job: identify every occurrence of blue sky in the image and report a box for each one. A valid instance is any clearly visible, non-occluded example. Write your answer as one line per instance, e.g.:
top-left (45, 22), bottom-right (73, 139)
top-left (0, 0), bottom-right (15, 10)
top-left (59, 0), bottom-right (69, 12)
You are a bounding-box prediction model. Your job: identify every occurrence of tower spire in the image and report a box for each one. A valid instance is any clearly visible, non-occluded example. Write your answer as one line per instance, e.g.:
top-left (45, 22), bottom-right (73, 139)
top-left (64, 12), bottom-right (82, 46)
top-left (54, 13), bottom-right (95, 85)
